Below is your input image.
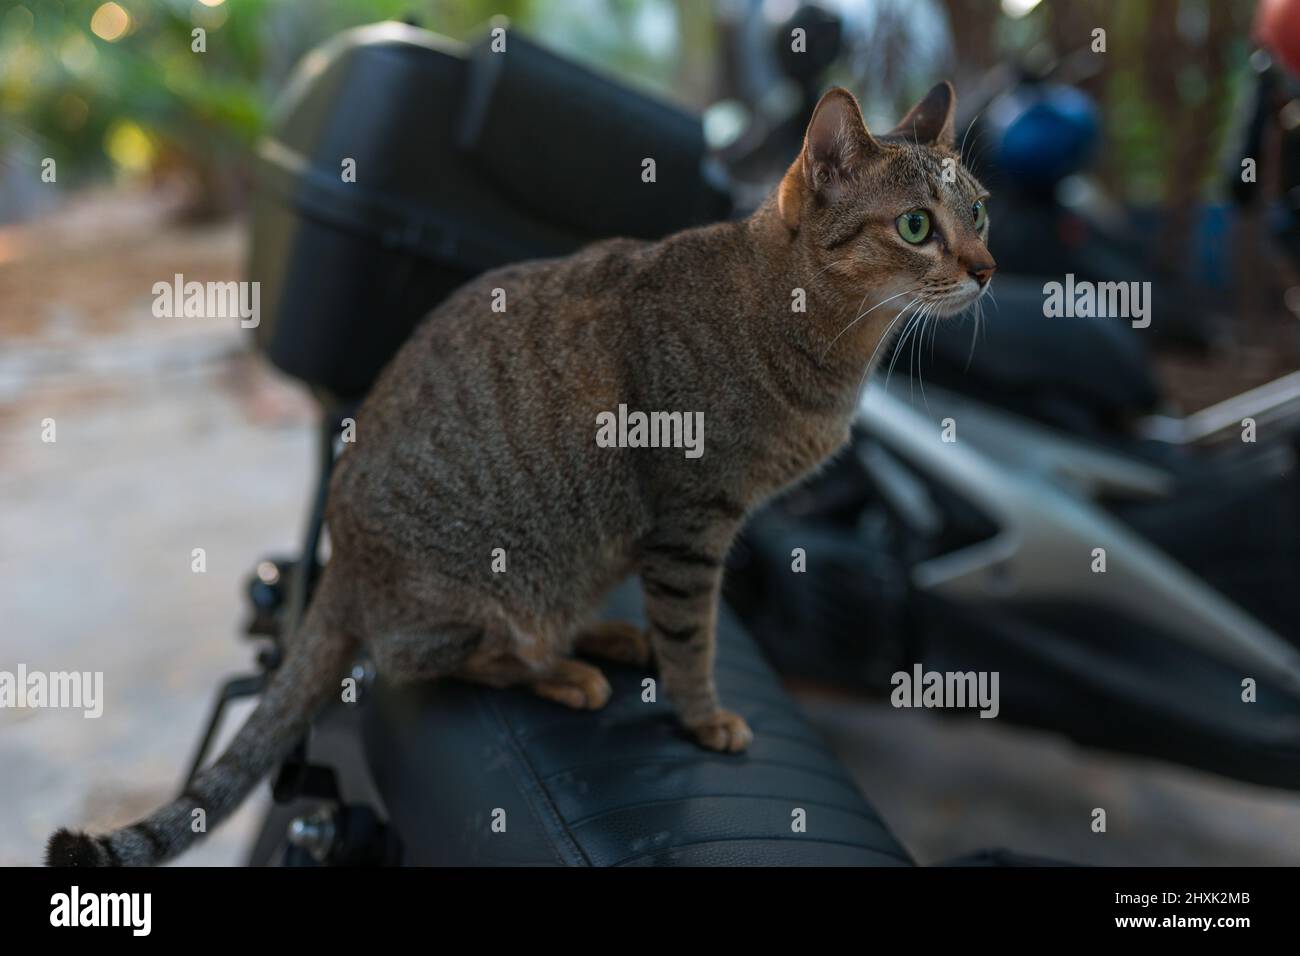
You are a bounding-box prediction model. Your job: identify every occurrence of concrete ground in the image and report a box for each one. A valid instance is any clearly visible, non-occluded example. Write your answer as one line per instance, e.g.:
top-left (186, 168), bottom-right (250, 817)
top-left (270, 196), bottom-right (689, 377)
top-left (0, 193), bottom-right (310, 865)
top-left (2, 191), bottom-right (1298, 867)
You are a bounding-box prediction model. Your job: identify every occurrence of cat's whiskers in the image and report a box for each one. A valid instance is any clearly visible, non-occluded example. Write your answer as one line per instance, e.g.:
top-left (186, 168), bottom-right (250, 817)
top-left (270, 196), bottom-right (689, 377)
top-left (958, 116), bottom-right (994, 171)
top-left (966, 291), bottom-right (985, 371)
top-left (958, 108), bottom-right (985, 163)
top-left (909, 305), bottom-right (924, 403)
top-left (929, 295), bottom-right (945, 360)
top-left (885, 297), bottom-right (930, 388)
top-left (857, 291), bottom-right (920, 395)
top-left (909, 300), bottom-right (939, 409)
top-left (982, 283), bottom-right (997, 343)
top-left (822, 287), bottom-right (918, 359)
top-left (885, 305), bottom-right (921, 390)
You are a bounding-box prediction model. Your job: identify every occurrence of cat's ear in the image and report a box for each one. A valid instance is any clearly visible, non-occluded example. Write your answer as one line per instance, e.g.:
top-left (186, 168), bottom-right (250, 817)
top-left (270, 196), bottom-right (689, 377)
top-left (888, 81), bottom-right (956, 148)
top-left (779, 87), bottom-right (878, 229)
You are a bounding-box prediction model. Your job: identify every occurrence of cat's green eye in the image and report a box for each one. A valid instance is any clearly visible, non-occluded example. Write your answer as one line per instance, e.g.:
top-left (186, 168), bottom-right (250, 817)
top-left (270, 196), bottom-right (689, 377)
top-left (972, 199), bottom-right (988, 231)
top-left (896, 210), bottom-right (931, 244)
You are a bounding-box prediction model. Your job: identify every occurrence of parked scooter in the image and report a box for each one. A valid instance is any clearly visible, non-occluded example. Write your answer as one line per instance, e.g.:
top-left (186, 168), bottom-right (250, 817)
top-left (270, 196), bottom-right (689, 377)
top-left (184, 17), bottom-right (1299, 867)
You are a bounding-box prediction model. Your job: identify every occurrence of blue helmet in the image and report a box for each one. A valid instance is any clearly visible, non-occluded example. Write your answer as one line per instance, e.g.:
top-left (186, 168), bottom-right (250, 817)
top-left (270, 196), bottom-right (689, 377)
top-left (987, 83), bottom-right (1100, 191)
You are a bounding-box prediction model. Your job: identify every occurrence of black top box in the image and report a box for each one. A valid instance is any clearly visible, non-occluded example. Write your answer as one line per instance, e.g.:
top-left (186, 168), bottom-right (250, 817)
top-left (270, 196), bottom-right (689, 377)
top-left (248, 21), bottom-right (731, 402)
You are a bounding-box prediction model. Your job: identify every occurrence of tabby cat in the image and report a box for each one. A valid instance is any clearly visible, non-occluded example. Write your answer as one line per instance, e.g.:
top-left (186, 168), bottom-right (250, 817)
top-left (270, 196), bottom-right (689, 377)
top-left (48, 83), bottom-right (993, 866)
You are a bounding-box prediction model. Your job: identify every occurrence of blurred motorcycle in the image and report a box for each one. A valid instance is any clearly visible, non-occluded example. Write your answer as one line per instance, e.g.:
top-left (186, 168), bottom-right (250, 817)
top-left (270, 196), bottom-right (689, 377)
top-left (722, 5), bottom-right (1300, 789)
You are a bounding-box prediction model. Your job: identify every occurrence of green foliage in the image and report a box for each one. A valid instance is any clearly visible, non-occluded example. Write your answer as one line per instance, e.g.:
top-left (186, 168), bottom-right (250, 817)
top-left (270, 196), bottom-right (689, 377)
top-left (0, 0), bottom-right (421, 184)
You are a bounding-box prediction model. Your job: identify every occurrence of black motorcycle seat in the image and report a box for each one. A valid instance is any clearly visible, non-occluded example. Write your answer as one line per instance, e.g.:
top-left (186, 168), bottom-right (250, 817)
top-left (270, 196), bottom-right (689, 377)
top-left (361, 579), bottom-right (914, 866)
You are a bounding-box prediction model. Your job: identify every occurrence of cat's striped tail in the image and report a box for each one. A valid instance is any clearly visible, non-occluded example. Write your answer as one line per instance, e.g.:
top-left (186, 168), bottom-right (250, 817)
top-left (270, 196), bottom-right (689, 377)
top-left (45, 597), bottom-right (355, 867)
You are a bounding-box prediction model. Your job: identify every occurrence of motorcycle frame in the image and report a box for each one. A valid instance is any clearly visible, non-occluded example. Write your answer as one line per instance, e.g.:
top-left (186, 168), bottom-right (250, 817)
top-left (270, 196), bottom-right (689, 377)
top-left (857, 380), bottom-right (1300, 702)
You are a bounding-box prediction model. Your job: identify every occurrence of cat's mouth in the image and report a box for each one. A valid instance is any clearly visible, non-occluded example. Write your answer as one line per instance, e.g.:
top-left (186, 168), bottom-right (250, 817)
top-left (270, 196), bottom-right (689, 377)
top-left (934, 279), bottom-right (990, 318)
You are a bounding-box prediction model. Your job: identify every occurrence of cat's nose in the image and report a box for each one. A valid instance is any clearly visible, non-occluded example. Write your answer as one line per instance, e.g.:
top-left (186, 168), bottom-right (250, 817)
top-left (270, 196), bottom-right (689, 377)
top-left (968, 259), bottom-right (996, 287)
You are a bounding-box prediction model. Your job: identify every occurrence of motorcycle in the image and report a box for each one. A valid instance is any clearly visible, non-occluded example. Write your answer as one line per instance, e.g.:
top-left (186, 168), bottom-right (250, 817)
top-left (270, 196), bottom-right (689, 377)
top-left (183, 16), bottom-right (1298, 866)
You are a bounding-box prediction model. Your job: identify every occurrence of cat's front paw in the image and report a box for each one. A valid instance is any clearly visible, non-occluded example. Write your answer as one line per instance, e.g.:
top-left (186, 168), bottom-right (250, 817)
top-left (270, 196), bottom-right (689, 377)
top-left (532, 659), bottom-right (613, 710)
top-left (686, 709), bottom-right (753, 753)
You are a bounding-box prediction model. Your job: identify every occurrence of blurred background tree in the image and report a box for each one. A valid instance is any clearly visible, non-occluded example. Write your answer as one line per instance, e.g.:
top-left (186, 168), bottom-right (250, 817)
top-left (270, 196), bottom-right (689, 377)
top-left (0, 0), bottom-right (428, 217)
top-left (0, 0), bottom-right (1267, 222)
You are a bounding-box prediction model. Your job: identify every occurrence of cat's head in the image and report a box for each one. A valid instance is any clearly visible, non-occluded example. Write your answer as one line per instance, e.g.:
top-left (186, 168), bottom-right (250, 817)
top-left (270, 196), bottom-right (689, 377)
top-left (777, 84), bottom-right (994, 325)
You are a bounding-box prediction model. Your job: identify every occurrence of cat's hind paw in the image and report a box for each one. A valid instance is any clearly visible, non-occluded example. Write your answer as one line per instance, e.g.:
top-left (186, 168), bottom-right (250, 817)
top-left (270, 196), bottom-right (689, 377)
top-left (574, 619), bottom-right (653, 667)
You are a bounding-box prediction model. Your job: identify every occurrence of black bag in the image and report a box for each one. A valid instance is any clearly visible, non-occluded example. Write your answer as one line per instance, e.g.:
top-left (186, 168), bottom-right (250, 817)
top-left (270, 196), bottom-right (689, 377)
top-left (249, 21), bottom-right (731, 401)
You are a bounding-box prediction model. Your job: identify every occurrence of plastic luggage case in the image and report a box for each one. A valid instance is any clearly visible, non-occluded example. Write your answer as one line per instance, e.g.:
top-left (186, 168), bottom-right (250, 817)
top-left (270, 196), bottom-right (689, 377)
top-left (248, 21), bottom-right (730, 401)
